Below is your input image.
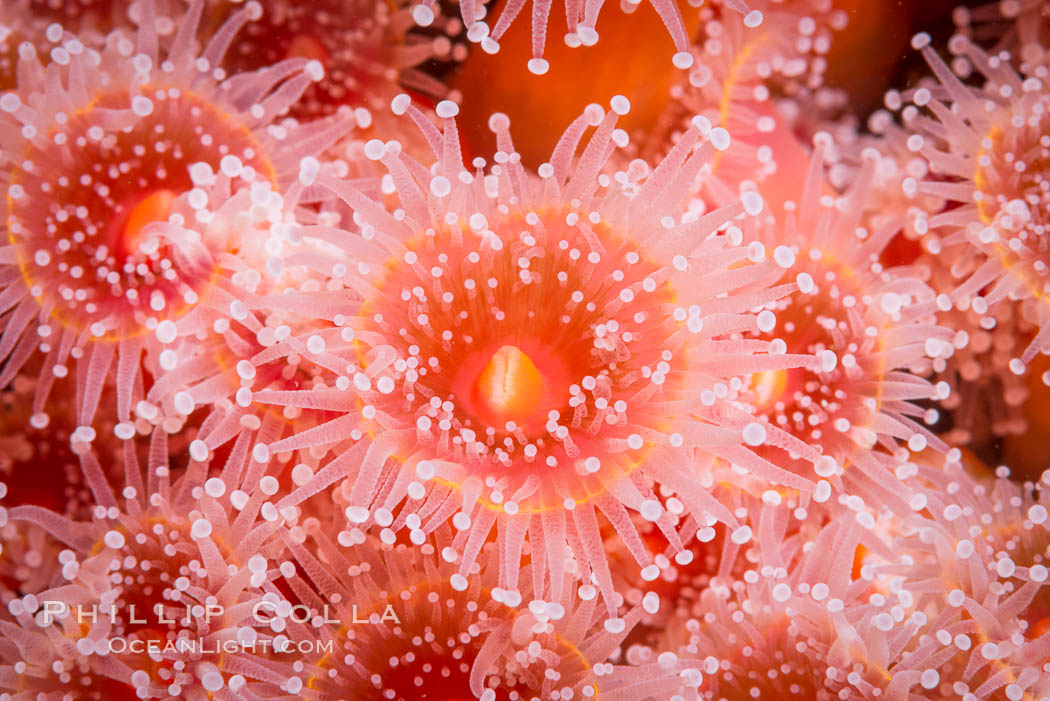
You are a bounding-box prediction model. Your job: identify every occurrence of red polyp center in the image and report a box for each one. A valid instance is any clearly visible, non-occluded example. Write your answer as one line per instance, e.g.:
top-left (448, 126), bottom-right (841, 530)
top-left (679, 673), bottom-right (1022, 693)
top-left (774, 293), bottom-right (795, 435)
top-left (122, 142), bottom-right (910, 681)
top-left (117, 189), bottom-right (176, 259)
top-left (712, 617), bottom-right (827, 700)
top-left (9, 87), bottom-right (274, 337)
top-left (750, 368), bottom-right (790, 410)
top-left (361, 212), bottom-right (680, 509)
top-left (285, 34), bottom-right (329, 64)
top-left (471, 344), bottom-right (547, 427)
top-left (382, 656), bottom-right (477, 700)
top-left (1025, 588), bottom-right (1050, 639)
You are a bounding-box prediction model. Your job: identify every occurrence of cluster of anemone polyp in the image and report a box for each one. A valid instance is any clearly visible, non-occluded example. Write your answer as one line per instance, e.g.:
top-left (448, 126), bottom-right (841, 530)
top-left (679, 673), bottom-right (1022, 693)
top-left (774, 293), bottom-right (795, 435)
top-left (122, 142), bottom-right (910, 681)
top-left (3, 0), bottom-right (1050, 699)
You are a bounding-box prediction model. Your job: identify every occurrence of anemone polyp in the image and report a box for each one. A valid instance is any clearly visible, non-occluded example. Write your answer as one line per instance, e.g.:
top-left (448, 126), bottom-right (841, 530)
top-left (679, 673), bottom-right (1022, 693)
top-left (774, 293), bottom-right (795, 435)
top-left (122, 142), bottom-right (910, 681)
top-left (912, 459), bottom-right (1050, 638)
top-left (687, 604), bottom-right (836, 700)
top-left (877, 457), bottom-right (1050, 701)
top-left (733, 144), bottom-right (952, 513)
top-left (612, 509), bottom-right (747, 650)
top-left (0, 492), bottom-right (68, 599)
top-left (4, 428), bottom-right (305, 699)
top-left (223, 0), bottom-right (460, 121)
top-left (255, 97), bottom-right (815, 614)
top-left (637, 0), bottom-right (845, 209)
top-left (972, 108), bottom-right (1050, 252)
top-left (667, 515), bottom-right (906, 701)
top-left (913, 251), bottom-right (1036, 452)
top-left (902, 32), bottom-right (1050, 371)
top-left (352, 212), bottom-right (682, 501)
top-left (288, 535), bottom-right (593, 700)
top-left (281, 528), bottom-right (702, 701)
top-left (827, 113), bottom-right (1030, 456)
top-left (0, 0), bottom-right (343, 427)
top-left (7, 88), bottom-right (272, 340)
top-left (0, 2), bottom-right (32, 92)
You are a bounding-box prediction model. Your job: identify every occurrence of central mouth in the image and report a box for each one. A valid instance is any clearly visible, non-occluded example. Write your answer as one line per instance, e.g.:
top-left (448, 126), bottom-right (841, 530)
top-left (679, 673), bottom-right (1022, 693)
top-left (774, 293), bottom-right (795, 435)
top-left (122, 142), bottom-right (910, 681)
top-left (470, 344), bottom-right (548, 428)
top-left (114, 188), bottom-right (176, 261)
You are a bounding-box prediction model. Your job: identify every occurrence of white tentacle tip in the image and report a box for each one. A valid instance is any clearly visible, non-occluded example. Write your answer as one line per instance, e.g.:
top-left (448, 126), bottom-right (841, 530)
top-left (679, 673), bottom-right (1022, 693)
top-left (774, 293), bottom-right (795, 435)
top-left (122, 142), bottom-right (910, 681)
top-left (527, 58), bottom-right (550, 75)
top-left (672, 51), bottom-right (693, 69)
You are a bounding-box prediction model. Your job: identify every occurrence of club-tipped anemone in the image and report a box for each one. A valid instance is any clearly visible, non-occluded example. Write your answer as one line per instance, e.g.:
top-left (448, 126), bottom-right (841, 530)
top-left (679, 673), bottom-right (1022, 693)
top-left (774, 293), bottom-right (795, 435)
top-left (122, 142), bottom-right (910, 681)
top-left (0, 426), bottom-right (315, 698)
top-left (825, 108), bottom-right (947, 243)
top-left (0, 5), bottom-right (1043, 701)
top-left (677, 0), bottom-right (845, 124)
top-left (659, 514), bottom-right (920, 700)
top-left (613, 485), bottom-right (821, 651)
top-left (911, 251), bottom-right (1036, 451)
top-left (222, 0), bottom-right (463, 122)
top-left (730, 139), bottom-right (954, 514)
top-left (145, 221), bottom-right (395, 480)
top-left (246, 96), bottom-right (818, 615)
top-left (124, 175), bottom-right (329, 427)
top-left (899, 31), bottom-right (1050, 373)
top-left (0, 0), bottom-right (352, 431)
top-left (145, 320), bottom-right (366, 502)
top-left (412, 0), bottom-right (699, 75)
top-left (637, 0), bottom-right (846, 210)
top-left (859, 456), bottom-right (1050, 701)
top-left (277, 526), bottom-right (703, 701)
top-left (910, 457), bottom-right (1050, 644)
